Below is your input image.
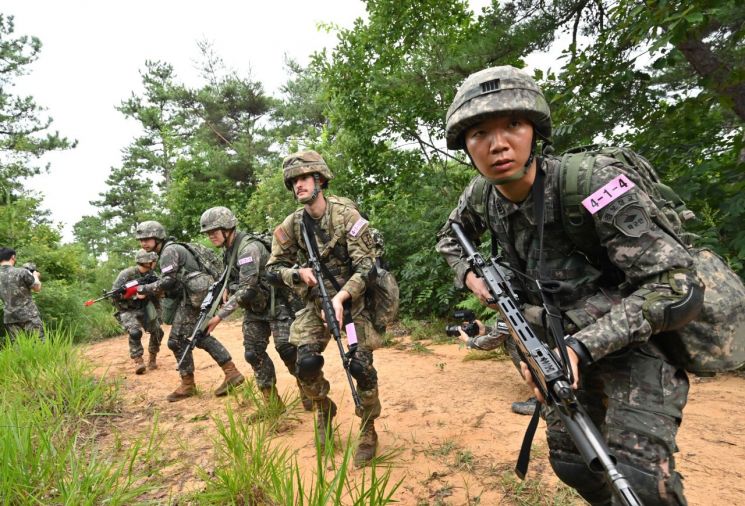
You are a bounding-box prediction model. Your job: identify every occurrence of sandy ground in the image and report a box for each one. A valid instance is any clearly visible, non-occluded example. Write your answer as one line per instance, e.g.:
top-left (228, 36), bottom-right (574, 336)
top-left (84, 321), bottom-right (745, 505)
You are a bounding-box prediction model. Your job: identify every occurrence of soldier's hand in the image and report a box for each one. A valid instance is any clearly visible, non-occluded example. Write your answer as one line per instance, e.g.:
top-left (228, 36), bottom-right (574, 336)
top-left (520, 346), bottom-right (580, 404)
top-left (206, 315), bottom-right (222, 334)
top-left (135, 293), bottom-right (147, 300)
top-left (298, 267), bottom-right (317, 287)
top-left (465, 272), bottom-right (496, 308)
top-left (222, 290), bottom-right (229, 303)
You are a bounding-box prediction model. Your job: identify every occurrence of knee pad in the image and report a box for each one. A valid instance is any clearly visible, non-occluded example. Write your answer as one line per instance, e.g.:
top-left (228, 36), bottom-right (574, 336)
top-left (550, 454), bottom-right (612, 505)
top-left (128, 328), bottom-right (143, 340)
top-left (276, 343), bottom-right (297, 364)
top-left (167, 336), bottom-right (180, 352)
top-left (244, 350), bottom-right (261, 367)
top-left (297, 354), bottom-right (324, 382)
top-left (348, 355), bottom-right (377, 391)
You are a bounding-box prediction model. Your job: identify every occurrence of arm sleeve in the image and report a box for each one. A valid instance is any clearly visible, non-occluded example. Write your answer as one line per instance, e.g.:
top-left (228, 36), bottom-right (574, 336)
top-left (266, 214), bottom-right (301, 288)
top-left (139, 246), bottom-right (182, 295)
top-left (339, 208), bottom-right (375, 301)
top-left (217, 240), bottom-right (263, 320)
top-left (569, 162), bottom-right (703, 362)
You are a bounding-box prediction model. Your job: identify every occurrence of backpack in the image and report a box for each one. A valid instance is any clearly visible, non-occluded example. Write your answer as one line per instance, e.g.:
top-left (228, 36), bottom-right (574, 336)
top-left (558, 145), bottom-right (745, 374)
top-left (177, 242), bottom-right (224, 281)
top-left (366, 228), bottom-right (400, 334)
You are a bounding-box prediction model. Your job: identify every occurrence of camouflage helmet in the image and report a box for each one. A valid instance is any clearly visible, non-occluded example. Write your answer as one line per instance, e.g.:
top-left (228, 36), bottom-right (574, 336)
top-left (135, 220), bottom-right (167, 240)
top-left (200, 206), bottom-right (238, 232)
top-left (135, 249), bottom-right (158, 264)
top-left (445, 66), bottom-right (551, 150)
top-left (282, 150), bottom-right (334, 190)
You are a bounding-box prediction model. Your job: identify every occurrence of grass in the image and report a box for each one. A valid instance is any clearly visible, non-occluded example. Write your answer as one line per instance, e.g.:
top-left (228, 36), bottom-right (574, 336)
top-left (0, 329), bottom-right (163, 504)
top-left (498, 471), bottom-right (582, 506)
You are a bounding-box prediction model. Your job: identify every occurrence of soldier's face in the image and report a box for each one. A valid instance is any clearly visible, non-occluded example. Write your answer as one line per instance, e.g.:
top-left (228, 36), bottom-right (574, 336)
top-left (292, 174), bottom-right (315, 200)
top-left (464, 115), bottom-right (534, 182)
top-left (139, 238), bottom-right (156, 252)
top-left (137, 262), bottom-right (152, 273)
top-left (206, 229), bottom-right (225, 247)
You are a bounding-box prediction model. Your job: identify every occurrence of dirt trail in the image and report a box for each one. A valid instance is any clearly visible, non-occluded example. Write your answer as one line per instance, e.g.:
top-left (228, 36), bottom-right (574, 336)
top-left (84, 321), bottom-right (745, 505)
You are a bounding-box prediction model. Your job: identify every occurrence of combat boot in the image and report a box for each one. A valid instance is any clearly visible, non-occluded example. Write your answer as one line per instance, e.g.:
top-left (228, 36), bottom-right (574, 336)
top-left (133, 356), bottom-right (146, 375)
top-left (166, 373), bottom-right (196, 402)
top-left (315, 398), bottom-right (337, 450)
top-left (246, 385), bottom-right (285, 424)
top-left (214, 361), bottom-right (245, 396)
top-left (354, 419), bottom-right (378, 467)
top-left (147, 353), bottom-right (158, 370)
top-left (511, 397), bottom-right (538, 416)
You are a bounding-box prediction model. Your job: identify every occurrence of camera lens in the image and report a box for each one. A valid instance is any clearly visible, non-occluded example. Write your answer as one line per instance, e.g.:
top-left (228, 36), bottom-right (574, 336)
top-left (444, 325), bottom-right (461, 337)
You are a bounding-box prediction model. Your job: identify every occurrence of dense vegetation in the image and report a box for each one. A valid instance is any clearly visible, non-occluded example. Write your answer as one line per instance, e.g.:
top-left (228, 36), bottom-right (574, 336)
top-left (1, 0), bottom-right (743, 337)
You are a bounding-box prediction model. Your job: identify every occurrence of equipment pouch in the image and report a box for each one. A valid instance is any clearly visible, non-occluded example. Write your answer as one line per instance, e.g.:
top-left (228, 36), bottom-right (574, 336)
top-left (183, 271), bottom-right (213, 308)
top-left (145, 301), bottom-right (158, 324)
top-left (161, 297), bottom-right (179, 325)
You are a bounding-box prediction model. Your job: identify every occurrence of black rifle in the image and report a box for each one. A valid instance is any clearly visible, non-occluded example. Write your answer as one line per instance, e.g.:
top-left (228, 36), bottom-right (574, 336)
top-left (450, 221), bottom-right (641, 506)
top-left (84, 272), bottom-right (158, 307)
top-left (176, 268), bottom-right (231, 370)
top-left (300, 219), bottom-right (363, 410)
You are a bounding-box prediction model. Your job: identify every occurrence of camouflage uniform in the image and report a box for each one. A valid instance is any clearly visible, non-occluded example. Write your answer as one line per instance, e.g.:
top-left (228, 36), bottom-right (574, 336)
top-left (138, 241), bottom-right (232, 374)
top-left (267, 198), bottom-right (382, 422)
top-left (437, 66), bottom-right (702, 504)
top-left (112, 266), bottom-right (163, 359)
top-left (217, 231), bottom-right (299, 390)
top-left (0, 265), bottom-right (43, 341)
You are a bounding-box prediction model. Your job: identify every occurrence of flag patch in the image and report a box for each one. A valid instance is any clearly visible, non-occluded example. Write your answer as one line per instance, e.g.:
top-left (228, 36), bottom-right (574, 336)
top-left (349, 217), bottom-right (368, 237)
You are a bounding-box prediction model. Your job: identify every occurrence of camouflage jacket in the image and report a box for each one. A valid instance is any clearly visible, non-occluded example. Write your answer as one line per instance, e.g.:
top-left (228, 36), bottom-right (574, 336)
top-left (436, 156), bottom-right (702, 363)
top-left (217, 232), bottom-right (291, 321)
top-left (0, 265), bottom-right (41, 324)
top-left (138, 241), bottom-right (202, 299)
top-left (111, 266), bottom-right (158, 312)
top-left (267, 195), bottom-right (376, 305)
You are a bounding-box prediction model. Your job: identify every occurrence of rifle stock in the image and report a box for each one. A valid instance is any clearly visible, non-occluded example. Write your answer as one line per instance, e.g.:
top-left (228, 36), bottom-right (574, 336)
top-left (300, 222), bottom-right (363, 410)
top-left (450, 222), bottom-right (641, 506)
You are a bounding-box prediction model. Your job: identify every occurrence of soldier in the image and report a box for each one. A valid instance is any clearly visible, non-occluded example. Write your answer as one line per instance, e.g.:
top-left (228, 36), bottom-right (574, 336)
top-left (266, 150), bottom-right (382, 467)
top-left (134, 220), bottom-right (245, 402)
top-left (200, 206), bottom-right (311, 412)
top-left (0, 247), bottom-right (44, 341)
top-left (112, 249), bottom-right (164, 374)
top-left (436, 66), bottom-right (703, 504)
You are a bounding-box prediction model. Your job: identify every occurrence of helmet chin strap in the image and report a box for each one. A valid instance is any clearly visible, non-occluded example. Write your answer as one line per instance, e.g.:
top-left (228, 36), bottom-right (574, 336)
top-left (297, 173), bottom-right (322, 204)
top-left (468, 135), bottom-right (537, 185)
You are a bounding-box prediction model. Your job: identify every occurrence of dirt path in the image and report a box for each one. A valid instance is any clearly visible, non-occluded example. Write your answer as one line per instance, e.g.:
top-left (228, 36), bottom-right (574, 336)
top-left (84, 321), bottom-right (745, 504)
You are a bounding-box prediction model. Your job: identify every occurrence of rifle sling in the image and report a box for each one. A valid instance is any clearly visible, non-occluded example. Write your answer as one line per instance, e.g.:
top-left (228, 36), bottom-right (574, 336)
top-left (302, 211), bottom-right (354, 326)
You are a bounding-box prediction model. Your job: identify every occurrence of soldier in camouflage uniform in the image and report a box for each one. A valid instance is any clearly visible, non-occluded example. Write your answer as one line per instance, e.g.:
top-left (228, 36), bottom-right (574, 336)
top-left (0, 247), bottom-right (44, 341)
top-left (134, 220), bottom-right (245, 402)
top-left (200, 206), bottom-right (311, 412)
top-left (112, 249), bottom-right (164, 374)
top-left (267, 150), bottom-right (382, 467)
top-left (436, 66), bottom-right (704, 505)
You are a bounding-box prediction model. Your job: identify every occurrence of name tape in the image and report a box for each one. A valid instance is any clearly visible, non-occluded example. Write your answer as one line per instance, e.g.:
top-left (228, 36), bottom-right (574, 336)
top-left (582, 174), bottom-right (635, 215)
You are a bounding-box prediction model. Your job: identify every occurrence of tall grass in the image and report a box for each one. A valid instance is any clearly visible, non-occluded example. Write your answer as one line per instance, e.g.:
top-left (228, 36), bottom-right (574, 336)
top-left (0, 330), bottom-right (162, 504)
top-left (197, 404), bottom-right (401, 505)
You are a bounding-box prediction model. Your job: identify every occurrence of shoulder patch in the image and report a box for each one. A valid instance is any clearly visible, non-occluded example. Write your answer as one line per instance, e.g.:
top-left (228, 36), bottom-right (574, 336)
top-left (582, 174), bottom-right (635, 215)
top-left (613, 205), bottom-right (651, 237)
top-left (161, 264), bottom-right (175, 274)
top-left (349, 217), bottom-right (369, 237)
top-left (274, 225), bottom-right (291, 248)
top-left (237, 256), bottom-right (254, 266)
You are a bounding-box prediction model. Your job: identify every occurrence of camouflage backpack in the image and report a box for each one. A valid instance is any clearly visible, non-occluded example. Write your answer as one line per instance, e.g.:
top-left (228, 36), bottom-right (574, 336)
top-left (558, 145), bottom-right (745, 374)
top-left (366, 228), bottom-right (400, 334)
top-left (177, 242), bottom-right (224, 282)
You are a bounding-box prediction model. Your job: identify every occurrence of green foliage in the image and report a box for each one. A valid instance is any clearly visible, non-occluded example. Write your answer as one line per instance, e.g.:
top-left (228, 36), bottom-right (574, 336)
top-left (0, 332), bottom-right (163, 503)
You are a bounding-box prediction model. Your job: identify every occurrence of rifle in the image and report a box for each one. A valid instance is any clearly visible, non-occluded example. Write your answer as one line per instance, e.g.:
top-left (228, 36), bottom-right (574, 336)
top-left (84, 272), bottom-right (158, 307)
top-left (176, 265), bottom-right (232, 370)
top-left (300, 219), bottom-right (363, 411)
top-left (450, 222), bottom-right (641, 506)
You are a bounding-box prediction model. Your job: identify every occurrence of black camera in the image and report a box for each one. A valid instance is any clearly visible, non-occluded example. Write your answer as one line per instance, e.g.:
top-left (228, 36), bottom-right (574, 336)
top-left (445, 309), bottom-right (479, 338)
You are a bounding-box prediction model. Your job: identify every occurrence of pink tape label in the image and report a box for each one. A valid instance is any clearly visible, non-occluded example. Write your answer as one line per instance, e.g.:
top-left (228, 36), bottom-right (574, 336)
top-left (125, 280), bottom-right (138, 288)
top-left (581, 174), bottom-right (635, 215)
top-left (345, 322), bottom-right (358, 346)
top-left (161, 264), bottom-right (175, 273)
top-left (237, 256), bottom-right (253, 266)
top-left (349, 217), bottom-right (368, 237)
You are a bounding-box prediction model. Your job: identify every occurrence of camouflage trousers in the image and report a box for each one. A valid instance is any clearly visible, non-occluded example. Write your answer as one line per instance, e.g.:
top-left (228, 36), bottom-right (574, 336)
top-left (167, 302), bottom-right (232, 375)
top-left (242, 317), bottom-right (298, 390)
top-left (544, 338), bottom-right (688, 505)
top-left (117, 309), bottom-right (163, 358)
top-left (5, 316), bottom-right (44, 342)
top-left (291, 304), bottom-right (382, 420)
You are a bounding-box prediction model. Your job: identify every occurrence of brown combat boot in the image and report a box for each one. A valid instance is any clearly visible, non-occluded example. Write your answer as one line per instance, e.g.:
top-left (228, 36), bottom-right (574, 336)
top-left (214, 361), bottom-right (245, 397)
top-left (354, 419), bottom-right (378, 467)
top-left (147, 353), bottom-right (158, 370)
top-left (133, 356), bottom-right (146, 375)
top-left (246, 385), bottom-right (285, 424)
top-left (315, 398), bottom-right (337, 450)
top-left (166, 373), bottom-right (196, 402)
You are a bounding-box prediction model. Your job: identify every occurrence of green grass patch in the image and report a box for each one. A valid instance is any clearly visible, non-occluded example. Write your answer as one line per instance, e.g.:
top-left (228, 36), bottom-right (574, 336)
top-left (498, 471), bottom-right (582, 505)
